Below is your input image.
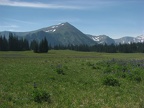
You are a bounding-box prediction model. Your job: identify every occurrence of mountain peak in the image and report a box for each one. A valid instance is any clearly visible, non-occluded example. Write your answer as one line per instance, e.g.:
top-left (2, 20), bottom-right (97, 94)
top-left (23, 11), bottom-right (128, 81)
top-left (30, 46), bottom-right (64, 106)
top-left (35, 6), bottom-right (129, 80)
top-left (40, 22), bottom-right (73, 33)
top-left (59, 22), bottom-right (69, 24)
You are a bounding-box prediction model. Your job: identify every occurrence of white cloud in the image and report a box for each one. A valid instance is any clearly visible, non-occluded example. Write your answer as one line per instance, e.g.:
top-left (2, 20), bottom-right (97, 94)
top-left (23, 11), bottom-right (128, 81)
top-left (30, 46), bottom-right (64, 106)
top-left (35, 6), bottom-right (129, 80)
top-left (0, 25), bottom-right (19, 28)
top-left (0, 0), bottom-right (81, 9)
top-left (4, 18), bottom-right (37, 24)
top-left (0, 0), bottom-right (123, 10)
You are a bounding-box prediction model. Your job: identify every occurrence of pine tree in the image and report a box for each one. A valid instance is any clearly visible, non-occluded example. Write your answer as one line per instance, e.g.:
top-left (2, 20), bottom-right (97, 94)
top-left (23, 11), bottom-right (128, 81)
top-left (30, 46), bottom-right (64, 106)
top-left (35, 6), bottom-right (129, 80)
top-left (8, 33), bottom-right (19, 51)
top-left (0, 36), bottom-right (2, 51)
top-left (39, 37), bottom-right (48, 53)
top-left (31, 40), bottom-right (39, 53)
top-left (31, 37), bottom-right (48, 53)
top-left (0, 36), bottom-right (8, 51)
top-left (23, 39), bottom-right (29, 50)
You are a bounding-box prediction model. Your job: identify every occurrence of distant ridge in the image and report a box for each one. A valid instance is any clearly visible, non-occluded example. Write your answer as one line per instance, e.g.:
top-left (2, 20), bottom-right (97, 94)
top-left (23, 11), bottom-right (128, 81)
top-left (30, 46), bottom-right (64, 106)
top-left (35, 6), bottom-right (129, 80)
top-left (0, 22), bottom-right (144, 45)
top-left (87, 34), bottom-right (115, 45)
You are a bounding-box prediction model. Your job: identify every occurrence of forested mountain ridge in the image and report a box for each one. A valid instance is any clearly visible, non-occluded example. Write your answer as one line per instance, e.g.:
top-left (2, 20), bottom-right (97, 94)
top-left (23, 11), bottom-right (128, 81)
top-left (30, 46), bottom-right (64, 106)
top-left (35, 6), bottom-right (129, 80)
top-left (0, 31), bottom-right (144, 53)
top-left (0, 22), bottom-right (96, 46)
top-left (0, 22), bottom-right (144, 46)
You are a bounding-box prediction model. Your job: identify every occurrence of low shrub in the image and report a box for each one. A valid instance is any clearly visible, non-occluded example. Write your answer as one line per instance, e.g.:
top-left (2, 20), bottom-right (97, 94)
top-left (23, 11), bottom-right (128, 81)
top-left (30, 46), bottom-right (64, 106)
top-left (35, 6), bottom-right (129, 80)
top-left (134, 76), bottom-right (142, 83)
top-left (103, 67), bottom-right (112, 74)
top-left (102, 76), bottom-right (120, 86)
top-left (56, 68), bottom-right (65, 75)
top-left (32, 89), bottom-right (51, 103)
top-left (56, 64), bottom-right (65, 75)
top-left (86, 62), bottom-right (95, 67)
top-left (127, 74), bottom-right (142, 83)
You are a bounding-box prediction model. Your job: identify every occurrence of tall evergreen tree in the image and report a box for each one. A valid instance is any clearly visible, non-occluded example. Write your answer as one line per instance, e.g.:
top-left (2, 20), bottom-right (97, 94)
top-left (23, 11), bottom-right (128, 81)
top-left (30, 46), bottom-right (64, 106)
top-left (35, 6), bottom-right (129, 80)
top-left (39, 37), bottom-right (48, 53)
top-left (9, 33), bottom-right (19, 51)
top-left (30, 40), bottom-right (39, 53)
top-left (0, 36), bottom-right (8, 51)
top-left (23, 39), bottom-right (29, 50)
top-left (31, 38), bottom-right (48, 53)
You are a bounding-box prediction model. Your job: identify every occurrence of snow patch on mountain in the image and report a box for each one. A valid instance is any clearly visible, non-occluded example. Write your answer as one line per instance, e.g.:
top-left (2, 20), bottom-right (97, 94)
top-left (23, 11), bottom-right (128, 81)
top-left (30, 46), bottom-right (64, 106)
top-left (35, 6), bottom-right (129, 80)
top-left (45, 30), bottom-right (52, 32)
top-left (51, 26), bottom-right (58, 28)
top-left (92, 37), bottom-right (100, 41)
top-left (87, 35), bottom-right (115, 45)
top-left (114, 35), bottom-right (144, 44)
top-left (53, 29), bottom-right (56, 32)
top-left (136, 35), bottom-right (144, 42)
top-left (58, 23), bottom-right (65, 26)
top-left (45, 29), bottom-right (56, 32)
top-left (44, 23), bottom-right (65, 33)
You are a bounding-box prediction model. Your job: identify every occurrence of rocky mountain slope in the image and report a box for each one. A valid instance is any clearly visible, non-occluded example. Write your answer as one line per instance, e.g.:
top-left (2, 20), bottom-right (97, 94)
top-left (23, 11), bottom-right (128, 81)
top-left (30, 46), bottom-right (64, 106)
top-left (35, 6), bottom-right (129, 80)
top-left (0, 22), bottom-right (96, 46)
top-left (87, 35), bottom-right (115, 45)
top-left (0, 22), bottom-right (143, 46)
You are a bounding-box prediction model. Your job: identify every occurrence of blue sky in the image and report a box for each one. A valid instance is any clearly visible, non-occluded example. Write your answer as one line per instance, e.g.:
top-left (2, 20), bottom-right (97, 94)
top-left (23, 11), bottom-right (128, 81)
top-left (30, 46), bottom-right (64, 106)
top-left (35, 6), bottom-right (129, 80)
top-left (0, 0), bottom-right (143, 38)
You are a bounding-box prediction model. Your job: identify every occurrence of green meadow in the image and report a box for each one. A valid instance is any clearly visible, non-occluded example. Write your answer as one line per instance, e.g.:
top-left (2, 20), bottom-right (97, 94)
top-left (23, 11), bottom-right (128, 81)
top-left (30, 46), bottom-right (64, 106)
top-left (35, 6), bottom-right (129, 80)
top-left (0, 50), bottom-right (144, 108)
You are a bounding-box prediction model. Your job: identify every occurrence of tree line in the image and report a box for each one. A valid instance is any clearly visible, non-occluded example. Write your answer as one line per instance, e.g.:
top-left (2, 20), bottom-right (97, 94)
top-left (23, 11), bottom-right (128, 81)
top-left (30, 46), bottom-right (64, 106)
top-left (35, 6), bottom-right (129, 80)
top-left (0, 33), bottom-right (48, 53)
top-left (0, 33), bottom-right (144, 53)
top-left (0, 33), bottom-right (29, 51)
top-left (52, 43), bottom-right (144, 53)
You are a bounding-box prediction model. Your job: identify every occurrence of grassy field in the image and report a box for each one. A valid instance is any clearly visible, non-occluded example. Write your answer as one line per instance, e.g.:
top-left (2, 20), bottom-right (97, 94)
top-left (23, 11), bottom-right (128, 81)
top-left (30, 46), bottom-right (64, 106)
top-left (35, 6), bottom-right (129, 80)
top-left (0, 50), bottom-right (144, 108)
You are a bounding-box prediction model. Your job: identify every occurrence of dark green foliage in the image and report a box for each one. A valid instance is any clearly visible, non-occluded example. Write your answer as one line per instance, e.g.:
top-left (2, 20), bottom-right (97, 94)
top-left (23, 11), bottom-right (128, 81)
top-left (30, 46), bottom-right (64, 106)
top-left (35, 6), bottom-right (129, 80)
top-left (22, 39), bottom-right (30, 50)
top-left (9, 33), bottom-right (18, 51)
top-left (30, 40), bottom-right (38, 53)
top-left (91, 65), bottom-right (97, 69)
top-left (0, 33), bottom-right (30, 51)
top-left (104, 67), bottom-right (112, 74)
top-left (127, 74), bottom-right (142, 83)
top-left (98, 59), bottom-right (143, 83)
top-left (56, 68), bottom-right (65, 75)
top-left (55, 64), bottom-right (65, 75)
top-left (9, 33), bottom-right (30, 51)
top-left (86, 62), bottom-right (94, 67)
top-left (39, 37), bottom-right (48, 53)
top-left (52, 42), bottom-right (144, 53)
top-left (0, 36), bottom-right (9, 51)
top-left (31, 40), bottom-right (39, 53)
top-left (0, 33), bottom-right (49, 52)
top-left (32, 37), bottom-right (48, 53)
top-left (32, 89), bottom-right (51, 103)
top-left (86, 62), bottom-right (100, 69)
top-left (1, 31), bottom-right (144, 53)
top-left (134, 76), bottom-right (142, 83)
top-left (103, 76), bottom-right (120, 86)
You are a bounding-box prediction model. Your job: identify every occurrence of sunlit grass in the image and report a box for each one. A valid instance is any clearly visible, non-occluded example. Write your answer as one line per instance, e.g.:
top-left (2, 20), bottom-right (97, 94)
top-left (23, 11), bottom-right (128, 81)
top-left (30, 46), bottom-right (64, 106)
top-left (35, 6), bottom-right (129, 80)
top-left (0, 50), bottom-right (144, 107)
